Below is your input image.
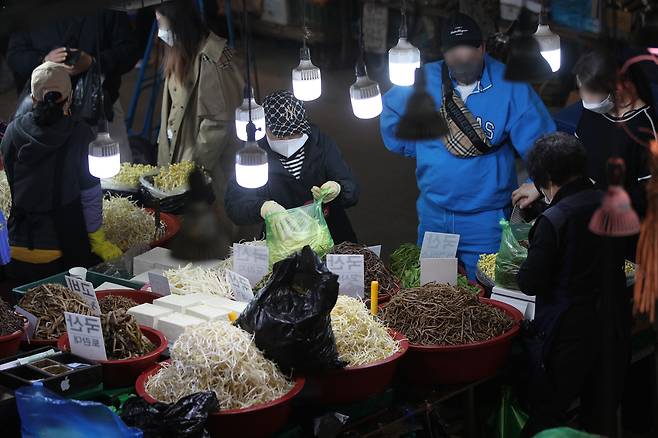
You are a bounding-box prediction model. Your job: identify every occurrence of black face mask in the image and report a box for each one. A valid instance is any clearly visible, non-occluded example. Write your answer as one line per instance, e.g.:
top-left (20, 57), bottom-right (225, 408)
top-left (447, 58), bottom-right (484, 85)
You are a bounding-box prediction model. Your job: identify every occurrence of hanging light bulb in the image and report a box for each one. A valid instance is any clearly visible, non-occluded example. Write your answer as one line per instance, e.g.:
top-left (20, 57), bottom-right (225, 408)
top-left (236, 121), bottom-right (268, 188)
top-left (292, 46), bottom-right (321, 101)
top-left (350, 60), bottom-right (382, 119)
top-left (533, 12), bottom-right (560, 73)
top-left (235, 87), bottom-right (265, 141)
top-left (388, 8), bottom-right (420, 86)
top-left (88, 131), bottom-right (120, 179)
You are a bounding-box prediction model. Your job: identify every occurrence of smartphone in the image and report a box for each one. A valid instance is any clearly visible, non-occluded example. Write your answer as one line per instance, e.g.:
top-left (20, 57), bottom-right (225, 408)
top-left (64, 48), bottom-right (81, 66)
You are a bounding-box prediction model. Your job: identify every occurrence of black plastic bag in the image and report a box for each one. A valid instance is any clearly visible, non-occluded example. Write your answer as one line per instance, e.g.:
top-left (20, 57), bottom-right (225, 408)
top-left (121, 392), bottom-right (219, 438)
top-left (71, 62), bottom-right (113, 125)
top-left (237, 245), bottom-right (345, 373)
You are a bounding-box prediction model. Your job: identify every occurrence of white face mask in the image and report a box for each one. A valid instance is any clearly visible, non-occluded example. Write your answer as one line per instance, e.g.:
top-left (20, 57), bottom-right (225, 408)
top-left (158, 28), bottom-right (174, 47)
top-left (582, 94), bottom-right (614, 114)
top-left (267, 134), bottom-right (308, 158)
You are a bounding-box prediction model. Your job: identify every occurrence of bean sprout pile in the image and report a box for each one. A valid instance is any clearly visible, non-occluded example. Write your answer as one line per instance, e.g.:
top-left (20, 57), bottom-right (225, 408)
top-left (102, 196), bottom-right (165, 251)
top-left (164, 260), bottom-right (233, 298)
top-left (153, 161), bottom-right (196, 192)
top-left (109, 163), bottom-right (157, 189)
top-left (330, 296), bottom-right (399, 367)
top-left (0, 170), bottom-right (11, 218)
top-left (145, 321), bottom-right (293, 409)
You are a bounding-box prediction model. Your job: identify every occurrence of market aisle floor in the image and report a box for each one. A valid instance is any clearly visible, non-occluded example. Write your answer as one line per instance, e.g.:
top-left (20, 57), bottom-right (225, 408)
top-left (0, 38), bottom-right (420, 259)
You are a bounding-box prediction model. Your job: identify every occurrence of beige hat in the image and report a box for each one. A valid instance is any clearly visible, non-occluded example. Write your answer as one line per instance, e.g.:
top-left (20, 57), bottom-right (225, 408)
top-left (31, 61), bottom-right (72, 102)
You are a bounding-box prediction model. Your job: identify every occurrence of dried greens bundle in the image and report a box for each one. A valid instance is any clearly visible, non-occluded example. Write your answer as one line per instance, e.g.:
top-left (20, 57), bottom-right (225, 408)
top-left (102, 309), bottom-right (155, 360)
top-left (99, 295), bottom-right (138, 314)
top-left (328, 242), bottom-right (400, 298)
top-left (380, 283), bottom-right (514, 346)
top-left (19, 284), bottom-right (93, 340)
top-left (0, 298), bottom-right (23, 336)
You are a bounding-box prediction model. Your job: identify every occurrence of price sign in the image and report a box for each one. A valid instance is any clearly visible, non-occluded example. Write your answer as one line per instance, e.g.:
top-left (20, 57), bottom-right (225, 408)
top-left (14, 306), bottom-right (38, 341)
top-left (232, 243), bottom-right (269, 287)
top-left (64, 312), bottom-right (107, 361)
top-left (226, 270), bottom-right (255, 303)
top-left (65, 276), bottom-right (101, 316)
top-left (326, 254), bottom-right (365, 299)
top-left (420, 232), bottom-right (460, 259)
top-left (367, 245), bottom-right (382, 257)
top-left (148, 272), bottom-right (171, 296)
top-left (420, 258), bottom-right (458, 286)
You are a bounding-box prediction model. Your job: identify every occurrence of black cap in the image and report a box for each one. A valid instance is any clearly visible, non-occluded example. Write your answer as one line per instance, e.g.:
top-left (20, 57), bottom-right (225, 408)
top-left (441, 13), bottom-right (483, 52)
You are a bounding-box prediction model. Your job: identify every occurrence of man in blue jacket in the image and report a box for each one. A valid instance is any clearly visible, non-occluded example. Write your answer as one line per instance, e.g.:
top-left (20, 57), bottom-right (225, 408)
top-left (380, 13), bottom-right (556, 279)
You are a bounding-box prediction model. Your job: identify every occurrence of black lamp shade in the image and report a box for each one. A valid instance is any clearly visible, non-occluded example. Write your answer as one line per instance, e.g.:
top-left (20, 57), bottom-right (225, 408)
top-left (504, 35), bottom-right (553, 82)
top-left (396, 70), bottom-right (448, 140)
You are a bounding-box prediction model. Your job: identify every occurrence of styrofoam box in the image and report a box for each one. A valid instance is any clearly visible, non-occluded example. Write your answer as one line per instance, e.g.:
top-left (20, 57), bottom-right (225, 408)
top-left (154, 294), bottom-right (206, 313)
top-left (95, 282), bottom-right (133, 292)
top-left (199, 295), bottom-right (248, 313)
top-left (157, 313), bottom-right (204, 344)
top-left (133, 247), bottom-right (223, 276)
top-left (127, 303), bottom-right (173, 328)
top-left (186, 305), bottom-right (231, 322)
top-left (491, 286), bottom-right (536, 320)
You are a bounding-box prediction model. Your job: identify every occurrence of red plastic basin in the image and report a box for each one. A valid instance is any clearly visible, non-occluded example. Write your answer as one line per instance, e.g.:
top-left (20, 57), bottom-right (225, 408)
top-left (397, 298), bottom-right (523, 385)
top-left (57, 325), bottom-right (167, 388)
top-left (96, 289), bottom-right (162, 305)
top-left (0, 321), bottom-right (27, 359)
top-left (136, 362), bottom-right (305, 438)
top-left (305, 331), bottom-right (409, 404)
top-left (146, 209), bottom-right (181, 248)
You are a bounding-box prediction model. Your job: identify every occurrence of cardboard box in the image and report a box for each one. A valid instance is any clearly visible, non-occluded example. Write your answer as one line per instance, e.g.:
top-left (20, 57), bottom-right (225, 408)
top-left (491, 286), bottom-right (536, 320)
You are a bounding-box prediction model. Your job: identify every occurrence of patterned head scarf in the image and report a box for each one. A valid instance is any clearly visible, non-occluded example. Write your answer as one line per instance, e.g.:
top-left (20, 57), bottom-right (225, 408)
top-left (263, 90), bottom-right (312, 138)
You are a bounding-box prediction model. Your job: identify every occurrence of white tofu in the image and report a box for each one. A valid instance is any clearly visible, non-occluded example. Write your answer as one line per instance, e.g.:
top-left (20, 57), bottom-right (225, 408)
top-left (200, 295), bottom-right (248, 313)
top-left (127, 303), bottom-right (173, 328)
top-left (186, 305), bottom-right (231, 322)
top-left (157, 313), bottom-right (204, 344)
top-left (153, 294), bottom-right (205, 313)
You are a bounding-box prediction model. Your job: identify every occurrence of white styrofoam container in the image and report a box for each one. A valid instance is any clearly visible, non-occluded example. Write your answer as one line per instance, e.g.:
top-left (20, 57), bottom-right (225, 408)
top-left (133, 247), bottom-right (222, 276)
top-left (157, 313), bottom-right (204, 344)
top-left (127, 303), bottom-right (174, 328)
top-left (130, 269), bottom-right (164, 284)
top-left (154, 293), bottom-right (206, 313)
top-left (200, 295), bottom-right (248, 313)
top-left (186, 305), bottom-right (231, 322)
top-left (491, 286), bottom-right (536, 320)
top-left (95, 282), bottom-right (133, 292)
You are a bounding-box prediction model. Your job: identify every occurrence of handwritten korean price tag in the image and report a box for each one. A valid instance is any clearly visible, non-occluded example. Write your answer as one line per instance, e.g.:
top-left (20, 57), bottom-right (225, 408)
top-left (326, 254), bottom-right (365, 299)
top-left (148, 272), bottom-right (171, 296)
top-left (65, 276), bottom-right (101, 316)
top-left (226, 270), bottom-right (255, 303)
top-left (420, 232), bottom-right (460, 259)
top-left (64, 312), bottom-right (107, 361)
top-left (232, 243), bottom-right (269, 286)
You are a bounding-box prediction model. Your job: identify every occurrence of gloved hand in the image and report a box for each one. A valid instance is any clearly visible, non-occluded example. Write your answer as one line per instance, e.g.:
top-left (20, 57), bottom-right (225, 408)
top-left (88, 228), bottom-right (123, 261)
top-left (311, 181), bottom-right (341, 204)
top-left (260, 200), bottom-right (286, 219)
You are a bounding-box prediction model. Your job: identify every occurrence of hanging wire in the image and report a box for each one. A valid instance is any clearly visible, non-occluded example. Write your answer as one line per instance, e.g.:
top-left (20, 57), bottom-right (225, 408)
top-left (96, 12), bottom-right (108, 132)
top-left (242, 0), bottom-right (252, 124)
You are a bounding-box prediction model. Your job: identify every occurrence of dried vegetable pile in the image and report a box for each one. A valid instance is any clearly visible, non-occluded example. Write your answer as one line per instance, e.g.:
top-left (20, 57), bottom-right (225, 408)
top-left (328, 242), bottom-right (399, 298)
top-left (380, 283), bottom-right (514, 346)
top-left (330, 296), bottom-right (399, 367)
top-left (0, 298), bottom-right (23, 336)
top-left (145, 321), bottom-right (293, 409)
top-left (19, 284), bottom-right (93, 340)
top-left (0, 170), bottom-right (11, 218)
top-left (102, 309), bottom-right (155, 360)
top-left (99, 295), bottom-right (138, 314)
top-left (103, 196), bottom-right (165, 251)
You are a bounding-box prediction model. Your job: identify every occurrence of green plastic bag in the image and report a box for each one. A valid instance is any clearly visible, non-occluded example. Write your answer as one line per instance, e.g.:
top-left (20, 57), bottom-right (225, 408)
top-left (534, 428), bottom-right (600, 438)
top-left (495, 386), bottom-right (528, 438)
top-left (265, 201), bottom-right (334, 268)
top-left (495, 220), bottom-right (528, 290)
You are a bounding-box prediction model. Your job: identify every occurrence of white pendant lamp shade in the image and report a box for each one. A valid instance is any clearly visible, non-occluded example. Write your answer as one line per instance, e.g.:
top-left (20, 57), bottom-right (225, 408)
top-left (88, 132), bottom-right (120, 178)
top-left (388, 37), bottom-right (420, 86)
top-left (350, 71), bottom-right (383, 119)
top-left (533, 24), bottom-right (561, 73)
top-left (235, 122), bottom-right (268, 189)
top-left (235, 91), bottom-right (265, 142)
top-left (292, 47), bottom-right (321, 101)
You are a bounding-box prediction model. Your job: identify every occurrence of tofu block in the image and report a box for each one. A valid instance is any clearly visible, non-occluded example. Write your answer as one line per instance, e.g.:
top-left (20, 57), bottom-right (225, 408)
top-left (186, 305), bottom-right (231, 322)
top-left (157, 313), bottom-right (204, 344)
top-left (200, 295), bottom-right (248, 313)
top-left (127, 303), bottom-right (173, 328)
top-left (154, 294), bottom-right (205, 313)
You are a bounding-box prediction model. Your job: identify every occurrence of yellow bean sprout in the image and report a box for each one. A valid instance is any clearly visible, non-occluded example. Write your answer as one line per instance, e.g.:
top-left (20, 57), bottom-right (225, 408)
top-left (153, 161), bottom-right (196, 192)
top-left (110, 163), bottom-right (157, 189)
top-left (330, 295), bottom-right (400, 367)
top-left (144, 321), bottom-right (293, 409)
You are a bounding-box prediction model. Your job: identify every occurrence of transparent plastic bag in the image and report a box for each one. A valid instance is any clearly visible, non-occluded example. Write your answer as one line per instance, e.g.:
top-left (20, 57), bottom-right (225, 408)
top-left (495, 220), bottom-right (528, 290)
top-left (265, 201), bottom-right (334, 268)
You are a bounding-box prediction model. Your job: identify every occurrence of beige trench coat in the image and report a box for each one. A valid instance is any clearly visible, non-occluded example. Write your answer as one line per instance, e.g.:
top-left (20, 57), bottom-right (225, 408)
top-left (157, 33), bottom-right (257, 253)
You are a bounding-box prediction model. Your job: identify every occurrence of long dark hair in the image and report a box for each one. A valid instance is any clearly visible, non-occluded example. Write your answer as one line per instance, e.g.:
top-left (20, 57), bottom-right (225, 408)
top-left (33, 91), bottom-right (65, 126)
top-left (157, 0), bottom-right (209, 83)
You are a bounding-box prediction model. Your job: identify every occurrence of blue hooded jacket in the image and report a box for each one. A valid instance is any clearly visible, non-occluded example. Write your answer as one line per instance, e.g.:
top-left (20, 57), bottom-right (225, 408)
top-left (380, 55), bottom-right (556, 217)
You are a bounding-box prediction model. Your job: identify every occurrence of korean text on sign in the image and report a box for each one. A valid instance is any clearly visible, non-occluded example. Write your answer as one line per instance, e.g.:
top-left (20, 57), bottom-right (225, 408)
top-left (64, 312), bottom-right (107, 361)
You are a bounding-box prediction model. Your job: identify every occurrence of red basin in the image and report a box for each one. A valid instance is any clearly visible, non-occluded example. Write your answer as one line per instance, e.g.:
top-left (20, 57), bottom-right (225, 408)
top-left (136, 362), bottom-right (305, 438)
top-left (0, 320), bottom-right (27, 359)
top-left (305, 331), bottom-right (409, 404)
top-left (146, 209), bottom-right (180, 248)
top-left (397, 298), bottom-right (523, 385)
top-left (58, 325), bottom-right (167, 388)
